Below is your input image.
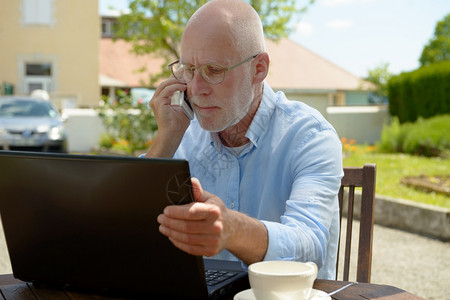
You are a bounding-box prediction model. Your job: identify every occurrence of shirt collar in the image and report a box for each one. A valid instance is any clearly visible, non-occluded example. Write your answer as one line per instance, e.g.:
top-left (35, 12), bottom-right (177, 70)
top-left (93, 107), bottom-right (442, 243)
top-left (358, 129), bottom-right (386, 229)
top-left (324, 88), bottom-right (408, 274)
top-left (210, 131), bottom-right (223, 153)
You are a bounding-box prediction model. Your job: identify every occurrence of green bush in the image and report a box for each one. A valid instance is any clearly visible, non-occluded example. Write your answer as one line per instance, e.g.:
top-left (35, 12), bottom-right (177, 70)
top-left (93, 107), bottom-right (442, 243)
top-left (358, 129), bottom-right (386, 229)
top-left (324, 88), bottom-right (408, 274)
top-left (377, 114), bottom-right (450, 157)
top-left (378, 117), bottom-right (410, 153)
top-left (97, 90), bottom-right (158, 154)
top-left (388, 61), bottom-right (450, 123)
top-left (99, 133), bottom-right (115, 149)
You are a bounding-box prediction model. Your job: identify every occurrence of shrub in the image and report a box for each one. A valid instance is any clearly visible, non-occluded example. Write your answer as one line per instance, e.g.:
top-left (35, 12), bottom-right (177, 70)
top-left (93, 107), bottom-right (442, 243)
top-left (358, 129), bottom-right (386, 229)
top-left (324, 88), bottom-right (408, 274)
top-left (99, 133), bottom-right (115, 149)
top-left (377, 117), bottom-right (410, 153)
top-left (377, 114), bottom-right (450, 157)
top-left (97, 90), bottom-right (158, 154)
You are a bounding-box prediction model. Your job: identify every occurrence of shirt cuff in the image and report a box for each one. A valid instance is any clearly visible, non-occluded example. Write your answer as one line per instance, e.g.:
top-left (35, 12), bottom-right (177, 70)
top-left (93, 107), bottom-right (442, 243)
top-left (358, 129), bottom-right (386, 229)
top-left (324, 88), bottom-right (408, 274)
top-left (260, 220), bottom-right (294, 261)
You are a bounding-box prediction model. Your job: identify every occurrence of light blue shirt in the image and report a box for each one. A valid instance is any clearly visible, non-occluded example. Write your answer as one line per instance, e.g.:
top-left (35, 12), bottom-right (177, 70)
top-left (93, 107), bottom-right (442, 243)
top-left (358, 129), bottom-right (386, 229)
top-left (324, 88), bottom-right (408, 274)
top-left (173, 82), bottom-right (343, 279)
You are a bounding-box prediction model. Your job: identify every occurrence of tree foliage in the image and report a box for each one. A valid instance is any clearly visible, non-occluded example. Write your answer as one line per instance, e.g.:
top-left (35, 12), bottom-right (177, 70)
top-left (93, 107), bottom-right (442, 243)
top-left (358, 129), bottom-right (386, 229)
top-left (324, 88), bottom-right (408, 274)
top-left (419, 13), bottom-right (450, 67)
top-left (114, 0), bottom-right (314, 86)
top-left (366, 62), bottom-right (392, 103)
top-left (387, 61), bottom-right (450, 123)
top-left (97, 90), bottom-right (158, 154)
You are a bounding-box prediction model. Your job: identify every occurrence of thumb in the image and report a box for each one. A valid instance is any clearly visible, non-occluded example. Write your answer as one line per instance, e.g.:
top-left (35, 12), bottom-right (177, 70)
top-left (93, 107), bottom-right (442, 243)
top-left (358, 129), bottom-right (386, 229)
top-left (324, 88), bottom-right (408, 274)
top-left (190, 177), bottom-right (205, 202)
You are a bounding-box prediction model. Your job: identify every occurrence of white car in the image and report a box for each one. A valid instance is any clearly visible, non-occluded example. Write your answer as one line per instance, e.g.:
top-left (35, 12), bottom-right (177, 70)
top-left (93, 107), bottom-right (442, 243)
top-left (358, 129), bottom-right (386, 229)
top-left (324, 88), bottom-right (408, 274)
top-left (0, 96), bottom-right (67, 152)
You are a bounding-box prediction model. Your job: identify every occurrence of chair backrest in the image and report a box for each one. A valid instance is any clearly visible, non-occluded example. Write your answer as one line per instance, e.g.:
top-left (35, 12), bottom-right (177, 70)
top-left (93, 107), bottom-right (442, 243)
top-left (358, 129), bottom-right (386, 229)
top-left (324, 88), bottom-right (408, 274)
top-left (336, 164), bottom-right (376, 283)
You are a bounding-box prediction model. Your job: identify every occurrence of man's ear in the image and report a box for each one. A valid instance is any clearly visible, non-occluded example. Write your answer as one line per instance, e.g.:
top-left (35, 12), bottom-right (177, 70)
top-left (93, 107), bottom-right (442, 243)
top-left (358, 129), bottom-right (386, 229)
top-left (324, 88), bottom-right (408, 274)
top-left (252, 52), bottom-right (269, 84)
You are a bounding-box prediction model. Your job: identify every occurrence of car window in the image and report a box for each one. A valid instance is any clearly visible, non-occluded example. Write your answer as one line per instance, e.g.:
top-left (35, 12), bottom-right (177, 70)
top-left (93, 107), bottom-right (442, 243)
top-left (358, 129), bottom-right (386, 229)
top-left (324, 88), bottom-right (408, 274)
top-left (0, 101), bottom-right (57, 118)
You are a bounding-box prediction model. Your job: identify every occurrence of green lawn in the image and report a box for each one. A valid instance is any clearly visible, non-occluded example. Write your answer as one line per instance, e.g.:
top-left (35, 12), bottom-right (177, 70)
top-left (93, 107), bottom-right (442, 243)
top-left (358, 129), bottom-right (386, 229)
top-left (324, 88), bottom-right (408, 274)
top-left (343, 152), bottom-right (450, 209)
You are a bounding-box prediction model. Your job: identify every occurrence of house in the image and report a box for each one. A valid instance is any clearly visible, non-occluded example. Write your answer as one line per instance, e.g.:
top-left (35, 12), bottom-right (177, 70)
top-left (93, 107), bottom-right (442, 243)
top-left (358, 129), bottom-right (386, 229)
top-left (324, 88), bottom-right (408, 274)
top-left (99, 16), bottom-right (375, 116)
top-left (265, 38), bottom-right (375, 115)
top-left (0, 0), bottom-right (99, 108)
top-left (99, 37), bottom-right (164, 100)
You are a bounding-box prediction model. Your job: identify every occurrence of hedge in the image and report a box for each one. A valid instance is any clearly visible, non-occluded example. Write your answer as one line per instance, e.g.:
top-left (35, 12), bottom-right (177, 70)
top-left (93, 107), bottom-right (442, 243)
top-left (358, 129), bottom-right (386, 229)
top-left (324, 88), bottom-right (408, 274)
top-left (387, 61), bottom-right (450, 123)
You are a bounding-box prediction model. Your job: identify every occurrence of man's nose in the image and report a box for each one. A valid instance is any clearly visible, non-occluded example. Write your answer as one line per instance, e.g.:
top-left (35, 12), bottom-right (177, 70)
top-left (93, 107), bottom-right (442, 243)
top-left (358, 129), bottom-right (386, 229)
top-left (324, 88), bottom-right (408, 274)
top-left (189, 69), bottom-right (210, 96)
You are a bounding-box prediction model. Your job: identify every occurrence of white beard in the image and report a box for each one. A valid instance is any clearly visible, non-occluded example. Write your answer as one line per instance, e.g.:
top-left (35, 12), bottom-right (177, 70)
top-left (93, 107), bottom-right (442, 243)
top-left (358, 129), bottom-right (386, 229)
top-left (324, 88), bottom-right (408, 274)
top-left (197, 78), bottom-right (255, 132)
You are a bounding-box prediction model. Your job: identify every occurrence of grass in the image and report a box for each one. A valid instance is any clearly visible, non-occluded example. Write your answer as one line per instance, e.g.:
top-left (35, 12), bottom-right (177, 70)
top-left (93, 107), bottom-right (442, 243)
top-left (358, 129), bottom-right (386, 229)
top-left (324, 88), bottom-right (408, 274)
top-left (343, 149), bottom-right (450, 209)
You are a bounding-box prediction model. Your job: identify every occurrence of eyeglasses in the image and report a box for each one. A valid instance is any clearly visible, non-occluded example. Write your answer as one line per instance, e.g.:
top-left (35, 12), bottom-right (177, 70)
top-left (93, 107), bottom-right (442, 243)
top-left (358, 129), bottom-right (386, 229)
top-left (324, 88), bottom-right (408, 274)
top-left (169, 53), bottom-right (259, 85)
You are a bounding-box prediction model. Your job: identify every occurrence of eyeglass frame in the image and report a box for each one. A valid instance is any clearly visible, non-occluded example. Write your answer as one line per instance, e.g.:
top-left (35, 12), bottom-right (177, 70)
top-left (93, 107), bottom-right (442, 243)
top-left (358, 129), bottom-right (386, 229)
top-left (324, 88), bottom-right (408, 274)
top-left (168, 53), bottom-right (260, 85)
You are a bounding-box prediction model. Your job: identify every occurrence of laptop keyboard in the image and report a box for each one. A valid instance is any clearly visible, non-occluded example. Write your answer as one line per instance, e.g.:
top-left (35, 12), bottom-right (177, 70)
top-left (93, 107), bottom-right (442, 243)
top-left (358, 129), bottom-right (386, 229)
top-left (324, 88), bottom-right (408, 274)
top-left (205, 269), bottom-right (239, 286)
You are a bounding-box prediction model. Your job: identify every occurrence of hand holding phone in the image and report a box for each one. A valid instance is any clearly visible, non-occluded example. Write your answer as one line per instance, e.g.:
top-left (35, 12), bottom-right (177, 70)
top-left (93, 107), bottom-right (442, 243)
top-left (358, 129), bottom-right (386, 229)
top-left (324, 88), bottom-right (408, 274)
top-left (171, 91), bottom-right (194, 120)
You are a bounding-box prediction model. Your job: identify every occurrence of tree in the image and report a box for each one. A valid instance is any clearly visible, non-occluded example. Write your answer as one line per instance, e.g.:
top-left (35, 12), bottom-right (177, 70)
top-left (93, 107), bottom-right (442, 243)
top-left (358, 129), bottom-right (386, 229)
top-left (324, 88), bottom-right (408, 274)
top-left (419, 13), bottom-right (450, 66)
top-left (366, 62), bottom-right (392, 104)
top-left (114, 0), bottom-right (314, 86)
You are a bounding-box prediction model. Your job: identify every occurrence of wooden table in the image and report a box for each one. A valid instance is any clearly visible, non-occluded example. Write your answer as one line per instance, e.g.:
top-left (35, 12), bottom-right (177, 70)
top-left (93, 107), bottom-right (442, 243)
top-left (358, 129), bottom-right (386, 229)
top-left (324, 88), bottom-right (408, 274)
top-left (0, 274), bottom-right (425, 299)
top-left (313, 279), bottom-right (425, 300)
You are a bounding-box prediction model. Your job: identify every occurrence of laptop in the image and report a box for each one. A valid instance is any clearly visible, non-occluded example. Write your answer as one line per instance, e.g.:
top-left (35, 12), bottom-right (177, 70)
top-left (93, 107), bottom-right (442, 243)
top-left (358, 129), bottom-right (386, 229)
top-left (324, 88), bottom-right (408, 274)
top-left (0, 151), bottom-right (248, 299)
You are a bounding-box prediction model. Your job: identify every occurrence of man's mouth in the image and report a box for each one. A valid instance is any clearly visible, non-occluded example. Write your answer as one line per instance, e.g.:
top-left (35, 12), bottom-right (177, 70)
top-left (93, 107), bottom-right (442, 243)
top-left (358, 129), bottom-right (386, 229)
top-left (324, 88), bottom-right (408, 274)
top-left (193, 104), bottom-right (220, 114)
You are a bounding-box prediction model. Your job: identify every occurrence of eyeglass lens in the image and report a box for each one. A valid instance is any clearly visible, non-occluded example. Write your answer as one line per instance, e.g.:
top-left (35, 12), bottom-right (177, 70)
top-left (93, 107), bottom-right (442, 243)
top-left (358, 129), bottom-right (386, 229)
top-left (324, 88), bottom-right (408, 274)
top-left (172, 63), bottom-right (225, 84)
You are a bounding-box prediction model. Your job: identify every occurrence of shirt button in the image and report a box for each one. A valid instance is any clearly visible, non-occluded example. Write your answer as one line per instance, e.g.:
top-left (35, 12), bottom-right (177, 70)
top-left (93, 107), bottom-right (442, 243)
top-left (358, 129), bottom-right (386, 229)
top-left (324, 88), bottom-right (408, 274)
top-left (230, 203), bottom-right (235, 209)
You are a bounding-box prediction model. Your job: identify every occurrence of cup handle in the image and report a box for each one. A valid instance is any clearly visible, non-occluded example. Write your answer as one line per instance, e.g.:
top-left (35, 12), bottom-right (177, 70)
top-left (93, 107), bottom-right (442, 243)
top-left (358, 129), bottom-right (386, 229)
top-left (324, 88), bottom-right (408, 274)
top-left (306, 262), bottom-right (318, 278)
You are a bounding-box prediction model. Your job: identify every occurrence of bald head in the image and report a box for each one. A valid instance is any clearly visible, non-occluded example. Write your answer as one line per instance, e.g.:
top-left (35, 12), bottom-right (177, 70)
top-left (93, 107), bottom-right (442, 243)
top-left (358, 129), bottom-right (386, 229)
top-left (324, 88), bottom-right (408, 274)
top-left (182, 0), bottom-right (265, 59)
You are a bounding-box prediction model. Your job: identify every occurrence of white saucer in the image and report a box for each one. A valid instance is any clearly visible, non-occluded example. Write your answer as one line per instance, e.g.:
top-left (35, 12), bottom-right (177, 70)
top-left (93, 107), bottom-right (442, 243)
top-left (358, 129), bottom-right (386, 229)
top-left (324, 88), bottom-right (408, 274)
top-left (233, 288), bottom-right (331, 300)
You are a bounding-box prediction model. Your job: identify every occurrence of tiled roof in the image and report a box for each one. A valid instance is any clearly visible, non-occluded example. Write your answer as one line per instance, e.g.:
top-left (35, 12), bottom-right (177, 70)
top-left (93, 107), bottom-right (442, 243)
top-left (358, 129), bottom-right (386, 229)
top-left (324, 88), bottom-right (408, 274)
top-left (99, 38), bottom-right (164, 87)
top-left (265, 38), bottom-right (373, 91)
top-left (100, 37), bottom-right (374, 91)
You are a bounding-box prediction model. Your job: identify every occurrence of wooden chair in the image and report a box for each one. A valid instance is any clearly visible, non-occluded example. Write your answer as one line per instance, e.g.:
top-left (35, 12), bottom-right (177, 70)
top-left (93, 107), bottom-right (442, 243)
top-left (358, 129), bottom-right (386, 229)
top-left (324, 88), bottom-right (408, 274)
top-left (336, 164), bottom-right (376, 283)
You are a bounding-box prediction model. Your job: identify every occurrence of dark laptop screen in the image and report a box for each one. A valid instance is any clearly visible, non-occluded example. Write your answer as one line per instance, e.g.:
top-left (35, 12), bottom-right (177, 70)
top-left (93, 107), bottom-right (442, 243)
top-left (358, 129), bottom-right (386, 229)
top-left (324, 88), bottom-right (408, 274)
top-left (0, 151), bottom-right (213, 299)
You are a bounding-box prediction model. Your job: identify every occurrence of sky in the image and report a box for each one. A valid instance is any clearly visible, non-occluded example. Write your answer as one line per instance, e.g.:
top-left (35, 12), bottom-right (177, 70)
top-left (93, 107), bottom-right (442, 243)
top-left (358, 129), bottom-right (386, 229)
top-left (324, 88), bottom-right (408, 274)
top-left (99, 0), bottom-right (450, 78)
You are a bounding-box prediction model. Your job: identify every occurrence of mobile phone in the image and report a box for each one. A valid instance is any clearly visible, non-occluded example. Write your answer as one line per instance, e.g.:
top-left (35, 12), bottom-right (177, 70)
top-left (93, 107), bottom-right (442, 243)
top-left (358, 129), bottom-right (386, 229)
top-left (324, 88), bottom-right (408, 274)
top-left (171, 91), bottom-right (194, 120)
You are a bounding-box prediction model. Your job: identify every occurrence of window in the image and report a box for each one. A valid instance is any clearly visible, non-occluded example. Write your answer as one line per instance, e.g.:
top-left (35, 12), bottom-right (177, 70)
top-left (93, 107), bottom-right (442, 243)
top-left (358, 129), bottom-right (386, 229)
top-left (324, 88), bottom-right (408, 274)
top-left (22, 0), bottom-right (55, 26)
top-left (25, 63), bottom-right (52, 78)
top-left (17, 55), bottom-right (58, 95)
top-left (24, 63), bottom-right (53, 94)
top-left (101, 20), bottom-right (111, 37)
top-left (101, 18), bottom-right (118, 37)
top-left (26, 64), bottom-right (52, 76)
top-left (329, 92), bottom-right (346, 106)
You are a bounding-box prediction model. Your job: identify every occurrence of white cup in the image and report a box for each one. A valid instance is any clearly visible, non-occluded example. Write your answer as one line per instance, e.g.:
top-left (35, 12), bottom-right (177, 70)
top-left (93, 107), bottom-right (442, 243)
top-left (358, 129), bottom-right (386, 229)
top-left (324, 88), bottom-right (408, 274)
top-left (248, 261), bottom-right (318, 300)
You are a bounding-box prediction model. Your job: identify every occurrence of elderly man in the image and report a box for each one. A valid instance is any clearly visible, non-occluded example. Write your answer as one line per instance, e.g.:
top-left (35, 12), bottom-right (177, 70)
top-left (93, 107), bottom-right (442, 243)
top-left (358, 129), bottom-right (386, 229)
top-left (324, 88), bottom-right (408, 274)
top-left (145, 0), bottom-right (343, 279)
